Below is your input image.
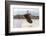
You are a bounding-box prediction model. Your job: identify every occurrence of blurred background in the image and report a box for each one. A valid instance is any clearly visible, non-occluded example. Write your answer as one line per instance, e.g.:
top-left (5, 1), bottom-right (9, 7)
top-left (13, 7), bottom-right (39, 28)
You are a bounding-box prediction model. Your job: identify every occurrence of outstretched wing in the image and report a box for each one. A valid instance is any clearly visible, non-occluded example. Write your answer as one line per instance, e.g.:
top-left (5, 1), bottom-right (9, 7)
top-left (24, 14), bottom-right (32, 23)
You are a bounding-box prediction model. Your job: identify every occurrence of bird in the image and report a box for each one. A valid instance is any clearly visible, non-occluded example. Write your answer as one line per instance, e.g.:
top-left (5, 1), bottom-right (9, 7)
top-left (24, 10), bottom-right (32, 23)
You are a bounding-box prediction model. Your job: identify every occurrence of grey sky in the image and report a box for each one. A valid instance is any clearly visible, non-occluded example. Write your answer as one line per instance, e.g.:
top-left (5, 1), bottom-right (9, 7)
top-left (13, 8), bottom-right (39, 16)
